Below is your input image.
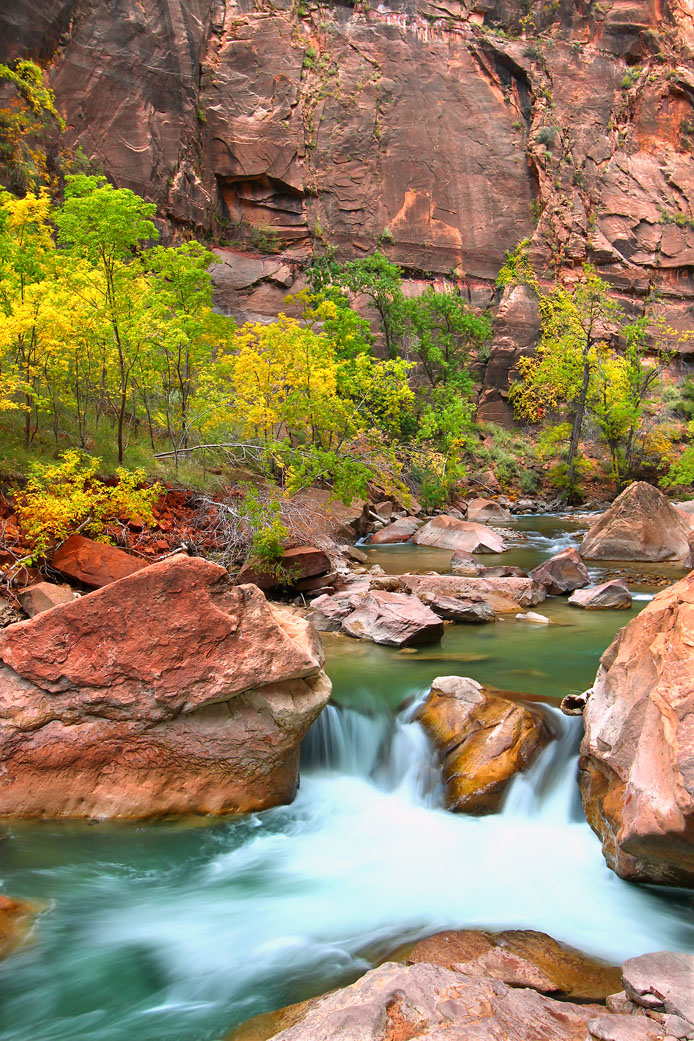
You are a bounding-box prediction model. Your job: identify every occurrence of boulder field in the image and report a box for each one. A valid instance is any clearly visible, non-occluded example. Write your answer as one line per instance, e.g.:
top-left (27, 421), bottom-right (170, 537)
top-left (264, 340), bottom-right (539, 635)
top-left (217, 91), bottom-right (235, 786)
top-left (0, 555), bottom-right (331, 818)
top-left (576, 570), bottom-right (694, 887)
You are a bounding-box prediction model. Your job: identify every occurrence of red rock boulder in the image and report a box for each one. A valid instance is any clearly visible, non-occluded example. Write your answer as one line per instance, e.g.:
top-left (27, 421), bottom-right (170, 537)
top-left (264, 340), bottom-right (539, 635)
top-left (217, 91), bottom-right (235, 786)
top-left (51, 534), bottom-right (147, 588)
top-left (568, 580), bottom-right (632, 610)
top-left (530, 547), bottom-right (591, 596)
top-left (237, 546), bottom-right (331, 591)
top-left (341, 591), bottom-right (444, 647)
top-left (365, 517), bottom-right (421, 544)
top-left (579, 483), bottom-right (692, 563)
top-left (17, 582), bottom-right (77, 617)
top-left (414, 516), bottom-right (507, 554)
top-left (466, 497), bottom-right (513, 523)
top-left (578, 571), bottom-right (694, 886)
top-left (0, 556), bottom-right (330, 819)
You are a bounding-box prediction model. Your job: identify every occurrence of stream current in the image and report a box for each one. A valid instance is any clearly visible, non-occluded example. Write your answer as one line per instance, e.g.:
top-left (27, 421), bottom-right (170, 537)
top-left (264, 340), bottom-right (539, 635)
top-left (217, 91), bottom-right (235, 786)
top-left (1, 516), bottom-right (693, 1041)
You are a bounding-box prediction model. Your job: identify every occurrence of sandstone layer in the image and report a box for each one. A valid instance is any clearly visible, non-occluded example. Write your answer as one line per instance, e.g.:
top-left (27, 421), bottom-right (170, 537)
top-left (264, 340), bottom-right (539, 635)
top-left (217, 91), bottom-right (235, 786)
top-left (578, 571), bottom-right (694, 886)
top-left (0, 555), bottom-right (331, 818)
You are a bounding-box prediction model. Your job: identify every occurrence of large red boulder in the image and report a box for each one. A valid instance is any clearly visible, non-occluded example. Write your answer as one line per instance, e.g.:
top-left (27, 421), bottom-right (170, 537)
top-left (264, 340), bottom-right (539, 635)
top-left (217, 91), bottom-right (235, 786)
top-left (51, 534), bottom-right (147, 588)
top-left (579, 483), bottom-right (692, 563)
top-left (237, 546), bottom-right (331, 591)
top-left (366, 517), bottom-right (421, 544)
top-left (341, 591), bottom-right (444, 647)
top-left (530, 547), bottom-right (591, 595)
top-left (414, 516), bottom-right (507, 554)
top-left (578, 571), bottom-right (694, 886)
top-left (0, 556), bottom-right (330, 818)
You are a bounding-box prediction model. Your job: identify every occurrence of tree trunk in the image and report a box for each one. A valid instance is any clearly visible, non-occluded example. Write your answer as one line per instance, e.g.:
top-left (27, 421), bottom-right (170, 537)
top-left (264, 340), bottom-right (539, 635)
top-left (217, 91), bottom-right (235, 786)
top-left (566, 356), bottom-right (591, 503)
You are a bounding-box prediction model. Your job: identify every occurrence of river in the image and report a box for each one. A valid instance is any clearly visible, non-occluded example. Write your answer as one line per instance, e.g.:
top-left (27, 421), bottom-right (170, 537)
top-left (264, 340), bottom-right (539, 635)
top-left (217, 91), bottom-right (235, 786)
top-left (1, 516), bottom-right (693, 1041)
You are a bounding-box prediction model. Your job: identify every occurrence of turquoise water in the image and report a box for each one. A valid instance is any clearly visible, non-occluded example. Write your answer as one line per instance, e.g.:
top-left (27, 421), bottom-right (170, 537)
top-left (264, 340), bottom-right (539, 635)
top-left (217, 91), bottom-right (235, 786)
top-left (0, 518), bottom-right (692, 1041)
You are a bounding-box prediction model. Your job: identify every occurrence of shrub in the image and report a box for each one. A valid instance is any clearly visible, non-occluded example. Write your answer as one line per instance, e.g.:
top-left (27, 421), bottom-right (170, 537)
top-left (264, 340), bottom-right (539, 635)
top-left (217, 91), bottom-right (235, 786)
top-left (15, 451), bottom-right (161, 560)
top-left (535, 126), bottom-right (556, 146)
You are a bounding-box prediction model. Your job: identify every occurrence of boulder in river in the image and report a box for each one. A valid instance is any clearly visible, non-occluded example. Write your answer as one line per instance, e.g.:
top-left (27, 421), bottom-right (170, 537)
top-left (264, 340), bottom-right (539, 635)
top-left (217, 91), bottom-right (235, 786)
top-left (416, 676), bottom-right (552, 814)
top-left (578, 571), bottom-right (694, 886)
top-left (0, 555), bottom-right (331, 818)
top-left (365, 517), bottom-right (421, 544)
top-left (341, 591), bottom-right (444, 647)
top-left (579, 482), bottom-right (692, 562)
top-left (451, 550), bottom-right (486, 575)
top-left (0, 894), bottom-right (38, 959)
top-left (402, 573), bottom-right (546, 611)
top-left (418, 590), bottom-right (495, 623)
top-left (414, 515), bottom-right (507, 554)
top-left (51, 533), bottom-right (147, 588)
top-left (530, 547), bottom-right (591, 595)
top-left (465, 497), bottom-right (513, 523)
top-left (568, 580), bottom-right (632, 610)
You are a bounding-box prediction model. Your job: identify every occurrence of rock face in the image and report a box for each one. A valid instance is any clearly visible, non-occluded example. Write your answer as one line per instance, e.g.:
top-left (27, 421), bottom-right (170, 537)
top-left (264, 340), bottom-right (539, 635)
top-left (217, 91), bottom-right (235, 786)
top-left (252, 960), bottom-right (608, 1041)
top-left (0, 556), bottom-right (330, 818)
top-left (568, 580), bottom-right (632, 610)
top-left (365, 517), bottom-right (420, 544)
top-left (578, 571), bottom-right (694, 886)
top-left (530, 548), bottom-right (591, 596)
top-left (579, 483), bottom-right (692, 563)
top-left (414, 516), bottom-right (507, 554)
top-left (51, 534), bottom-right (147, 588)
top-left (405, 929), bottom-right (622, 1002)
top-left (341, 590), bottom-right (444, 647)
top-left (416, 676), bottom-right (552, 814)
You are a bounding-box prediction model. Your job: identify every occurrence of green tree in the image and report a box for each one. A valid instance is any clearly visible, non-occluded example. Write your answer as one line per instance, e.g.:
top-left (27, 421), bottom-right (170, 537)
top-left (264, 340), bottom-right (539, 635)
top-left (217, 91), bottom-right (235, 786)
top-left (55, 175), bottom-right (158, 461)
top-left (405, 287), bottom-right (492, 391)
top-left (0, 59), bottom-right (64, 191)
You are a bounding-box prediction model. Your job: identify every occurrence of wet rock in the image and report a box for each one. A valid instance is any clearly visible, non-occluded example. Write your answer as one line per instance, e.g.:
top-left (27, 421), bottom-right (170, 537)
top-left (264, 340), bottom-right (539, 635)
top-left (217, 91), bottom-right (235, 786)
top-left (414, 516), bottom-right (507, 554)
top-left (402, 574), bottom-right (546, 611)
top-left (418, 591), bottom-right (495, 623)
top-left (451, 551), bottom-right (487, 576)
top-left (568, 580), bottom-right (632, 610)
top-left (0, 556), bottom-right (330, 818)
top-left (17, 582), bottom-right (77, 617)
top-left (51, 534), bottom-right (147, 589)
top-left (517, 611), bottom-right (551, 624)
top-left (0, 893), bottom-right (38, 959)
top-left (406, 928), bottom-right (622, 1002)
top-left (465, 498), bottom-right (513, 524)
top-left (530, 548), bottom-right (591, 596)
top-left (621, 951), bottom-right (694, 1024)
top-left (480, 565), bottom-right (529, 579)
top-left (579, 483), bottom-right (692, 563)
top-left (578, 571), bottom-right (694, 886)
top-left (416, 676), bottom-right (552, 814)
top-left (365, 517), bottom-right (421, 544)
top-left (253, 959), bottom-right (607, 1041)
top-left (341, 591), bottom-right (443, 648)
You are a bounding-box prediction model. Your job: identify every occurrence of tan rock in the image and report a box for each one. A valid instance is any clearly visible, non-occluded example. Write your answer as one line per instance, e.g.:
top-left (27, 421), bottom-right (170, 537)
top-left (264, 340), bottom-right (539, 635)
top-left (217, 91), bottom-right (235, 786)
top-left (416, 676), bottom-right (552, 814)
top-left (450, 551), bottom-right (486, 576)
top-left (568, 580), bottom-right (632, 610)
top-left (405, 928), bottom-right (622, 1001)
top-left (414, 516), bottom-right (507, 554)
top-left (365, 517), bottom-right (421, 544)
top-left (621, 951), bottom-right (694, 1024)
top-left (0, 556), bottom-right (330, 818)
top-left (402, 574), bottom-right (546, 611)
top-left (530, 547), bottom-right (591, 595)
top-left (341, 591), bottom-right (443, 648)
top-left (17, 581), bottom-right (77, 617)
top-left (578, 571), bottom-right (694, 886)
top-left (465, 497), bottom-right (513, 523)
top-left (0, 894), bottom-right (37, 959)
top-left (579, 483), bottom-right (691, 563)
top-left (51, 534), bottom-right (147, 588)
top-left (418, 591), bottom-right (495, 623)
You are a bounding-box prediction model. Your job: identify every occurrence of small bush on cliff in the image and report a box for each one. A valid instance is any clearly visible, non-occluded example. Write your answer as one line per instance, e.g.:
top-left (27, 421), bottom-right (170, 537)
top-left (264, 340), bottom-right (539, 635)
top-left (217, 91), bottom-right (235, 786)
top-left (15, 450), bottom-right (161, 560)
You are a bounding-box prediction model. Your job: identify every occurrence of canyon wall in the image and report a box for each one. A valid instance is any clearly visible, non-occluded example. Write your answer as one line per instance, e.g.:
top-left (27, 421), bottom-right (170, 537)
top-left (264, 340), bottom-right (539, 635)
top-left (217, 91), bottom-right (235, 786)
top-left (3, 0), bottom-right (694, 418)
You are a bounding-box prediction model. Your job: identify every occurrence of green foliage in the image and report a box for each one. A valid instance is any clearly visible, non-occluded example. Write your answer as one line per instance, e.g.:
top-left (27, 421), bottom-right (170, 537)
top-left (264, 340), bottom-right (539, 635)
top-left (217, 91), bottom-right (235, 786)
top-left (236, 484), bottom-right (288, 569)
top-left (0, 59), bottom-right (64, 191)
top-left (535, 126), bottom-right (556, 146)
top-left (15, 450), bottom-right (160, 559)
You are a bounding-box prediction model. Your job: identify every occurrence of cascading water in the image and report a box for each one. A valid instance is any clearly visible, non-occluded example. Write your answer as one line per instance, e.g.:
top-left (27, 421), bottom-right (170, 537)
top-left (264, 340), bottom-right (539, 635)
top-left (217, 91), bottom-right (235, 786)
top-left (1, 518), bottom-right (692, 1041)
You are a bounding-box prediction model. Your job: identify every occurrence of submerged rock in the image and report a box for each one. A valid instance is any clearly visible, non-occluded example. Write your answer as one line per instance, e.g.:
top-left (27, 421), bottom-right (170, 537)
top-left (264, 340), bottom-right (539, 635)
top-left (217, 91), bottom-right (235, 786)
top-left (0, 556), bottom-right (330, 818)
top-left (341, 591), bottom-right (444, 648)
top-left (414, 516), bottom-right (507, 554)
top-left (530, 548), bottom-right (591, 596)
top-left (579, 483), bottom-right (692, 563)
top-left (416, 676), bottom-right (552, 814)
top-left (578, 571), bottom-right (694, 886)
top-left (0, 894), bottom-right (38, 960)
top-left (568, 580), bottom-right (632, 610)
